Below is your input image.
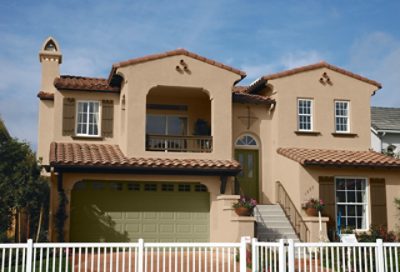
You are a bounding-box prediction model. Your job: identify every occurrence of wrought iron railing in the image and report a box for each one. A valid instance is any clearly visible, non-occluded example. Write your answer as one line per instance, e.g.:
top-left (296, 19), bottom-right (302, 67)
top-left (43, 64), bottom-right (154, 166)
top-left (276, 181), bottom-right (310, 242)
top-left (146, 134), bottom-right (212, 153)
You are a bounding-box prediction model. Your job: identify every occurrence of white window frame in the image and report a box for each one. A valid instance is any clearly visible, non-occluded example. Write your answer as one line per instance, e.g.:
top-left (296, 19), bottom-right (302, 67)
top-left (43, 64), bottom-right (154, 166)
top-left (234, 133), bottom-right (259, 150)
top-left (75, 100), bottom-right (101, 137)
top-left (297, 98), bottom-right (313, 131)
top-left (334, 176), bottom-right (369, 231)
top-left (335, 100), bottom-right (350, 133)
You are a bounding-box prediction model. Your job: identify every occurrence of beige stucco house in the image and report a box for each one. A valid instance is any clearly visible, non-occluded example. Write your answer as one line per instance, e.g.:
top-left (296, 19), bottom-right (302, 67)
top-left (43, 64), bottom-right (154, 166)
top-left (37, 37), bottom-right (400, 243)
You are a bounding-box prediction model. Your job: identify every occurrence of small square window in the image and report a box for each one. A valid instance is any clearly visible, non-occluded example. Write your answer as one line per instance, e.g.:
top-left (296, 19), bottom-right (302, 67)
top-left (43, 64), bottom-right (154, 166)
top-left (110, 182), bottom-right (123, 191)
top-left (144, 184), bottom-right (157, 191)
top-left (128, 183), bottom-right (140, 191)
top-left (93, 182), bottom-right (105, 190)
top-left (162, 184), bottom-right (174, 192)
top-left (194, 184), bottom-right (207, 192)
top-left (178, 184), bottom-right (191, 192)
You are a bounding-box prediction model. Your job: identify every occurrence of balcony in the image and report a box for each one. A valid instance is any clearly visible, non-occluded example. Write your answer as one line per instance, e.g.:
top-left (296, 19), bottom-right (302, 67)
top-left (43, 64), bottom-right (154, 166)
top-left (146, 135), bottom-right (212, 153)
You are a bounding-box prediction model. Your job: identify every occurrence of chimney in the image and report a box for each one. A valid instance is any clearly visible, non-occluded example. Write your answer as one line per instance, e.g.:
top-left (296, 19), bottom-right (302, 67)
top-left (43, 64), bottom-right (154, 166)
top-left (39, 37), bottom-right (62, 93)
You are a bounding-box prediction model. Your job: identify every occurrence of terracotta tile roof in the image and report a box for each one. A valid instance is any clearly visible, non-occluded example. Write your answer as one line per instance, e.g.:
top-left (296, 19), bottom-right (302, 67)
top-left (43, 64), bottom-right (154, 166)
top-left (108, 48), bottom-right (246, 82)
top-left (232, 87), bottom-right (275, 105)
top-left (247, 61), bottom-right (382, 93)
top-left (37, 91), bottom-right (54, 100)
top-left (49, 142), bottom-right (241, 172)
top-left (54, 75), bottom-right (120, 92)
top-left (277, 147), bottom-right (400, 168)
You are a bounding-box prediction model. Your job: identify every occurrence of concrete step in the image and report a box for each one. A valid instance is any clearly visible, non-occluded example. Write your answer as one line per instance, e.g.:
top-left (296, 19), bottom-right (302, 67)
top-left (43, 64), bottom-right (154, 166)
top-left (255, 204), bottom-right (283, 211)
top-left (255, 204), bottom-right (300, 242)
top-left (256, 223), bottom-right (293, 231)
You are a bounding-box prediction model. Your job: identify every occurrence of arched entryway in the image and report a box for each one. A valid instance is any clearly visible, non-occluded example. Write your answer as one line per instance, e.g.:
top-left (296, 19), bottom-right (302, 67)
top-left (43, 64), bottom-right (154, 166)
top-left (234, 134), bottom-right (260, 201)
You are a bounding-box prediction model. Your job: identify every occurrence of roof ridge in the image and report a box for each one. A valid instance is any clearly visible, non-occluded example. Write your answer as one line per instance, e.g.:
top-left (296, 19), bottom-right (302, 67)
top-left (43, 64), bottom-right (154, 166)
top-left (108, 48), bottom-right (246, 83)
top-left (250, 61), bottom-right (382, 90)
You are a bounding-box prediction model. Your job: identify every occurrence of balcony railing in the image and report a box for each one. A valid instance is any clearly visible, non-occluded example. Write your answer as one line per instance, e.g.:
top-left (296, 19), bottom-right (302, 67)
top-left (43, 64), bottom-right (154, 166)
top-left (146, 135), bottom-right (213, 153)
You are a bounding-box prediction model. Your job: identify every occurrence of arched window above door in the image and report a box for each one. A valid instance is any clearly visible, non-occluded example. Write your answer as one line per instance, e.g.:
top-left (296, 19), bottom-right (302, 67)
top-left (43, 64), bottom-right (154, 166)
top-left (235, 134), bottom-right (258, 148)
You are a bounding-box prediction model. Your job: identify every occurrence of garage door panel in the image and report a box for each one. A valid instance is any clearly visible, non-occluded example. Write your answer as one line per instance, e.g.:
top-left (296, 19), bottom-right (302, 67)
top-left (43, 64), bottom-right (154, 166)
top-left (70, 181), bottom-right (210, 242)
top-left (159, 224), bottom-right (174, 233)
top-left (159, 212), bottom-right (174, 219)
top-left (125, 224), bottom-right (140, 232)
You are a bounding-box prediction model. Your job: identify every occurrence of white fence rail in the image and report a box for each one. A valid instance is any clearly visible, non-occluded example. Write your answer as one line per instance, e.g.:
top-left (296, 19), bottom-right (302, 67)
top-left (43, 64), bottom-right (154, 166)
top-left (1, 238), bottom-right (400, 272)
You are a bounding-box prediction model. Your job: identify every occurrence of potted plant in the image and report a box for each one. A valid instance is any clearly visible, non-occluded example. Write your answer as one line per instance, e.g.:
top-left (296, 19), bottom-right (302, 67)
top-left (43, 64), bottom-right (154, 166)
top-left (233, 196), bottom-right (257, 216)
top-left (302, 198), bottom-right (324, 216)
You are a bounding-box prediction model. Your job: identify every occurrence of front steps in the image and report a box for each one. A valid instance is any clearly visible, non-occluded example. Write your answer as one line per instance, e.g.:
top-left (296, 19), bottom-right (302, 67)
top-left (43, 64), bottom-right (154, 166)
top-left (255, 204), bottom-right (300, 242)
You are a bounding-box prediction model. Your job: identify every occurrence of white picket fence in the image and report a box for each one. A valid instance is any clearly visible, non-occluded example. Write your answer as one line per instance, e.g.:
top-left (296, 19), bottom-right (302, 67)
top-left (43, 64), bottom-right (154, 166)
top-left (1, 238), bottom-right (399, 272)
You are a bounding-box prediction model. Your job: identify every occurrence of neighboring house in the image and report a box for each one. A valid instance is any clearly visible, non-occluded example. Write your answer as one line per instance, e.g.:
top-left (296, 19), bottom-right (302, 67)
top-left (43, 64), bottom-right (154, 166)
top-left (37, 37), bottom-right (400, 243)
top-left (371, 106), bottom-right (400, 157)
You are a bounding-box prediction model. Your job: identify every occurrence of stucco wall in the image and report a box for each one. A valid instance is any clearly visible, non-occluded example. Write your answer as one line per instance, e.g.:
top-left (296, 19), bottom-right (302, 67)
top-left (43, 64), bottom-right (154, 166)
top-left (270, 68), bottom-right (376, 151)
top-left (117, 55), bottom-right (241, 160)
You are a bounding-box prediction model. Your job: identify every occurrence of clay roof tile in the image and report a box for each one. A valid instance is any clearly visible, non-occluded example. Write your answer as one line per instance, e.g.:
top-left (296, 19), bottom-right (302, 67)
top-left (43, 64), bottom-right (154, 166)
top-left (277, 147), bottom-right (400, 168)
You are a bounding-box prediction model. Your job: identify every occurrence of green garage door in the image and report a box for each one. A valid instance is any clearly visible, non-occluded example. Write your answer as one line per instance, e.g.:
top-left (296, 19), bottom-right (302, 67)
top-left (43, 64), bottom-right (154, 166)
top-left (70, 181), bottom-right (210, 242)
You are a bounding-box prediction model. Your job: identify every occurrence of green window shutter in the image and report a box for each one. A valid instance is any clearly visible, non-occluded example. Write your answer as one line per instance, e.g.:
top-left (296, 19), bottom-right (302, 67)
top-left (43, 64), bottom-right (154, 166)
top-left (101, 100), bottom-right (114, 137)
top-left (62, 98), bottom-right (75, 136)
top-left (370, 178), bottom-right (387, 228)
top-left (319, 176), bottom-right (336, 234)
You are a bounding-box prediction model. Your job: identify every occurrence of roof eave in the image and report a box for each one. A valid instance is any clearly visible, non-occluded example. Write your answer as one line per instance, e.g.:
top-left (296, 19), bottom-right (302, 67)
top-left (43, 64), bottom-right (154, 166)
top-left (303, 161), bottom-right (400, 169)
top-left (51, 163), bottom-right (241, 176)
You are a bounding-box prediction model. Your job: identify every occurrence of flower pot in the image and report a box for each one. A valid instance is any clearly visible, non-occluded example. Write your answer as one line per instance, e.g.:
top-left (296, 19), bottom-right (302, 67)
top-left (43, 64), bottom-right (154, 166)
top-left (235, 207), bottom-right (252, 216)
top-left (305, 207), bottom-right (318, 216)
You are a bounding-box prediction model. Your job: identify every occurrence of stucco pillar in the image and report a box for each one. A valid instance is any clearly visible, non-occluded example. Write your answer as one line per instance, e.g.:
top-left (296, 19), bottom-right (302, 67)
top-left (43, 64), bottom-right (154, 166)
top-left (211, 195), bottom-right (255, 242)
top-left (303, 216), bottom-right (330, 242)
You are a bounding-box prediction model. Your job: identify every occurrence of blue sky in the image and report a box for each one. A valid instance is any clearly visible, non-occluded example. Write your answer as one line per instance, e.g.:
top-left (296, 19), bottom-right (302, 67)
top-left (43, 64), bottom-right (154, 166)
top-left (0, 0), bottom-right (399, 149)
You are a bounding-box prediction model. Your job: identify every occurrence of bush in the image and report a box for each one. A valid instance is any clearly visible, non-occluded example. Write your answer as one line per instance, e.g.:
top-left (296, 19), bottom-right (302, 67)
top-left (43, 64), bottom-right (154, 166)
top-left (356, 225), bottom-right (397, 242)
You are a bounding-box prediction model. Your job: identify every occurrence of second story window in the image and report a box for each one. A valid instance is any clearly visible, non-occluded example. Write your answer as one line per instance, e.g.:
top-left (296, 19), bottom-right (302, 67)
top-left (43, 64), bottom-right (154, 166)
top-left (335, 101), bottom-right (350, 133)
top-left (76, 101), bottom-right (100, 136)
top-left (297, 99), bottom-right (313, 131)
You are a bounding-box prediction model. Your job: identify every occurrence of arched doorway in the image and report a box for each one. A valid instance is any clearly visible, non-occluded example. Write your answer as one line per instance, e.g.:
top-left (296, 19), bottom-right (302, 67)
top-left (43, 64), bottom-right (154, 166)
top-left (234, 134), bottom-right (260, 201)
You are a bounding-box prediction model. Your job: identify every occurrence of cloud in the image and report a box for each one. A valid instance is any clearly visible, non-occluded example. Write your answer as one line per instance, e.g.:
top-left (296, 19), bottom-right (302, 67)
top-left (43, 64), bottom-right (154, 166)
top-left (348, 32), bottom-right (400, 107)
top-left (240, 50), bottom-right (325, 83)
top-left (280, 50), bottom-right (324, 69)
top-left (240, 63), bottom-right (276, 83)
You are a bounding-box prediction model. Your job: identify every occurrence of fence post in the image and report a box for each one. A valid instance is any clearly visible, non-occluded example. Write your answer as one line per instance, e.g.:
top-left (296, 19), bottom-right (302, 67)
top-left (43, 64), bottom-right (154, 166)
top-left (251, 238), bottom-right (257, 272)
top-left (279, 239), bottom-right (286, 272)
top-left (138, 239), bottom-right (144, 272)
top-left (287, 239), bottom-right (294, 272)
top-left (26, 239), bottom-right (33, 272)
top-left (377, 239), bottom-right (385, 272)
top-left (240, 237), bottom-right (247, 272)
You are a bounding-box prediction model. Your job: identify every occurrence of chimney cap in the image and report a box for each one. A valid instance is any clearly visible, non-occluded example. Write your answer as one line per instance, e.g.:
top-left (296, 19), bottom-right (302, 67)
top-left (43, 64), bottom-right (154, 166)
top-left (39, 36), bottom-right (62, 63)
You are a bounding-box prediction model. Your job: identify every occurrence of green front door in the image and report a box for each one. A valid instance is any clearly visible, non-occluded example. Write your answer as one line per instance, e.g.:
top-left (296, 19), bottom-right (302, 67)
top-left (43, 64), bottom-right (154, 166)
top-left (235, 149), bottom-right (259, 201)
top-left (70, 181), bottom-right (210, 242)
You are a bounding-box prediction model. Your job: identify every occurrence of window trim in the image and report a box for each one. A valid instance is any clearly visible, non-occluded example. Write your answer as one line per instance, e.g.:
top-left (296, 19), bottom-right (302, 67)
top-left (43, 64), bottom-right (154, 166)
top-left (334, 100), bottom-right (350, 133)
top-left (297, 98), bottom-right (313, 132)
top-left (75, 100), bottom-right (101, 137)
top-left (334, 176), bottom-right (369, 231)
top-left (234, 133), bottom-right (259, 149)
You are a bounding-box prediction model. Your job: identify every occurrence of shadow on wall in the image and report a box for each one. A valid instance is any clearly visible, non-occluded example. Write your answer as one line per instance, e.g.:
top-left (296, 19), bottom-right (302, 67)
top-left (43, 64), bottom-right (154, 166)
top-left (70, 202), bottom-right (130, 242)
